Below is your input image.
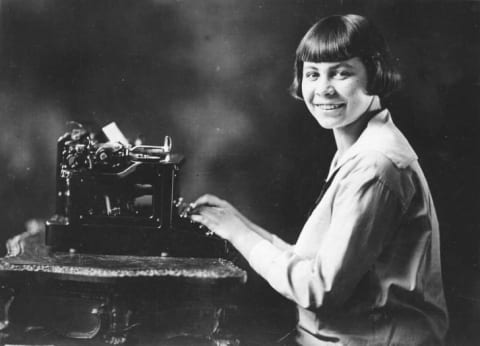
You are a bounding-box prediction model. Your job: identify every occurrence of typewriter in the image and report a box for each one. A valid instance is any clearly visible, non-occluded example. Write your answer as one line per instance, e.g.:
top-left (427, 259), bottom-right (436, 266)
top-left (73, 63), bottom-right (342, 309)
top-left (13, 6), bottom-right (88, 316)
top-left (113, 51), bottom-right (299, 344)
top-left (45, 122), bottom-right (228, 257)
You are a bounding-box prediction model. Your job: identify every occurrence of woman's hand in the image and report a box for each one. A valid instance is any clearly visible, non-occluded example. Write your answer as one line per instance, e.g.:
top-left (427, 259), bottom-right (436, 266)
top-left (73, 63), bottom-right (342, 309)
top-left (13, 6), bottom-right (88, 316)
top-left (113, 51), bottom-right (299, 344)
top-left (189, 194), bottom-right (250, 242)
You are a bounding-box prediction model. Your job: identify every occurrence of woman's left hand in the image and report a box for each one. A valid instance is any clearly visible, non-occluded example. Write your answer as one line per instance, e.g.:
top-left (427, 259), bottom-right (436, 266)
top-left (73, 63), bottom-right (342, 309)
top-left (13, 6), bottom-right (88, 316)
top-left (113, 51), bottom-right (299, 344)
top-left (189, 194), bottom-right (250, 242)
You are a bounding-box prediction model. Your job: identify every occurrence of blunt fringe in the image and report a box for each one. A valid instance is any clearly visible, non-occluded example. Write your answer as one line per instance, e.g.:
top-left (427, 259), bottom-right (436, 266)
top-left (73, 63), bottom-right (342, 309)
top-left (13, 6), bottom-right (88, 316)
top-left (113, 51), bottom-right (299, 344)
top-left (290, 14), bottom-right (401, 100)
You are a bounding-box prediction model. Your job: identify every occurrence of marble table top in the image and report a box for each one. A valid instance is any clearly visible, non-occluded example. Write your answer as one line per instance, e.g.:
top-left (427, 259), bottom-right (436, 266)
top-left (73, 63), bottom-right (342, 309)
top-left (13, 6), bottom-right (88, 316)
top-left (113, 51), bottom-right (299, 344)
top-left (0, 223), bottom-right (247, 284)
top-left (0, 253), bottom-right (247, 282)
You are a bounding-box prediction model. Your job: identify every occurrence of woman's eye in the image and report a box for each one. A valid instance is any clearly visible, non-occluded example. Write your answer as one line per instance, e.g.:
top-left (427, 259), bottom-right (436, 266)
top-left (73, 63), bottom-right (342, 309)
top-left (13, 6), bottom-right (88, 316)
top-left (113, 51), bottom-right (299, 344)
top-left (304, 71), bottom-right (319, 80)
top-left (332, 70), bottom-right (352, 79)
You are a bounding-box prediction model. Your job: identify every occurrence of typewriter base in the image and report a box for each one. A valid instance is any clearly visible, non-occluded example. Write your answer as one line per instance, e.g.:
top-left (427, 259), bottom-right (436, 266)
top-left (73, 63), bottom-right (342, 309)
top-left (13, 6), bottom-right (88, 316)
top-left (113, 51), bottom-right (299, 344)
top-left (46, 217), bottom-right (229, 257)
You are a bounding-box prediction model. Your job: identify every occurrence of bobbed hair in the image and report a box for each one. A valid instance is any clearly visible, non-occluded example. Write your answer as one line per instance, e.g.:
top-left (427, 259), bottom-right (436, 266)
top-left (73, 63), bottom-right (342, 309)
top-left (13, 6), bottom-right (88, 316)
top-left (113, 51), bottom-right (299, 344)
top-left (290, 14), bottom-right (401, 100)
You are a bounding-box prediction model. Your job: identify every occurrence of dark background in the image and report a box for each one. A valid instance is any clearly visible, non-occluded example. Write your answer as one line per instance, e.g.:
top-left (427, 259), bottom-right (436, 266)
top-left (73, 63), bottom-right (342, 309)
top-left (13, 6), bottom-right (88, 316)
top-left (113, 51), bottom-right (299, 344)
top-left (0, 0), bottom-right (478, 343)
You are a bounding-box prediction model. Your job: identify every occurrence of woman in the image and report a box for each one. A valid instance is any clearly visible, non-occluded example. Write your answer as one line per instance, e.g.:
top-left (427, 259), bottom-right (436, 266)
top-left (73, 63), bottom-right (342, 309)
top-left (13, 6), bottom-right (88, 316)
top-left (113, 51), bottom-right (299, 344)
top-left (190, 14), bottom-right (449, 345)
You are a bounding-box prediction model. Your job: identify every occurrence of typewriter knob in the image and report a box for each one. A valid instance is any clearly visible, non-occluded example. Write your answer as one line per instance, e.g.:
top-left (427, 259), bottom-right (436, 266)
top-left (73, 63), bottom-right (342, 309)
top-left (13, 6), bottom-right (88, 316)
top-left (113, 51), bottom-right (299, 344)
top-left (94, 142), bottom-right (127, 170)
top-left (163, 136), bottom-right (172, 153)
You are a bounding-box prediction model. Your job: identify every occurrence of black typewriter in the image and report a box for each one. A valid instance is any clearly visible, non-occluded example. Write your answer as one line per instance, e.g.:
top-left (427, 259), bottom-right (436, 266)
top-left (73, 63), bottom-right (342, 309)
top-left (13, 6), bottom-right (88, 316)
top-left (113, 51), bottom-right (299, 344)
top-left (45, 122), bottom-right (228, 257)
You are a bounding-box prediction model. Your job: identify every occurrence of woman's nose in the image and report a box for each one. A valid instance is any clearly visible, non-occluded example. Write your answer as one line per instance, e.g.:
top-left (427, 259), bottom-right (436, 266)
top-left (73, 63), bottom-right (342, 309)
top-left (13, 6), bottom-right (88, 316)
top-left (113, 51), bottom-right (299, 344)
top-left (315, 78), bottom-right (336, 96)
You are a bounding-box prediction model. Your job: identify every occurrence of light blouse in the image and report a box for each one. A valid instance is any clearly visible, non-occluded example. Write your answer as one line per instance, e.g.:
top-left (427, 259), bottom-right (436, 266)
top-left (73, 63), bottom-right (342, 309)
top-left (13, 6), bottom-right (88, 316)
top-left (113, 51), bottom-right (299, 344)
top-left (247, 109), bottom-right (449, 345)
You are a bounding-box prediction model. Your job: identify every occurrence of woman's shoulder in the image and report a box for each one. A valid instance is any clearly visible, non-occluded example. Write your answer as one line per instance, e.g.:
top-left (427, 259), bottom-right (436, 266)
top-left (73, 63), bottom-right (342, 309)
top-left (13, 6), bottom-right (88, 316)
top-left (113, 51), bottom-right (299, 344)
top-left (343, 149), bottom-right (405, 176)
top-left (340, 149), bottom-right (417, 202)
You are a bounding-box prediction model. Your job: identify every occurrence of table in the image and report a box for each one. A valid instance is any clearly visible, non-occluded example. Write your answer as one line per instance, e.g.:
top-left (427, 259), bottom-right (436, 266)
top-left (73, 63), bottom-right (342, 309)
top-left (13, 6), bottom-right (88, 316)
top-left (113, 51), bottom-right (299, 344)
top-left (0, 227), bottom-right (247, 345)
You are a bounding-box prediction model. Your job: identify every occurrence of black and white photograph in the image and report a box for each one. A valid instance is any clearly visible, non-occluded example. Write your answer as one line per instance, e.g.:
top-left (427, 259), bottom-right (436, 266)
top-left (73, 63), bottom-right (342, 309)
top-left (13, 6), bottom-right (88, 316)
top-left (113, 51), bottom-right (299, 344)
top-left (0, 0), bottom-right (478, 345)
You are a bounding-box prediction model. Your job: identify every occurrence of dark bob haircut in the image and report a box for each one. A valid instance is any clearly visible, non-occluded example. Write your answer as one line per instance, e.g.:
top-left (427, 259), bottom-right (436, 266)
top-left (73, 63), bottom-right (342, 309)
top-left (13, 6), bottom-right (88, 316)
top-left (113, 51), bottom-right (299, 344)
top-left (290, 14), bottom-right (401, 100)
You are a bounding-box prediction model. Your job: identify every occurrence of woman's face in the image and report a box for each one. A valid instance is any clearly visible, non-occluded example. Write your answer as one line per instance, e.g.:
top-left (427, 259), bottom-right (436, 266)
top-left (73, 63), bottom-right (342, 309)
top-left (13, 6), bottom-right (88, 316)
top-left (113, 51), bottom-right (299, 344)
top-left (301, 57), bottom-right (374, 130)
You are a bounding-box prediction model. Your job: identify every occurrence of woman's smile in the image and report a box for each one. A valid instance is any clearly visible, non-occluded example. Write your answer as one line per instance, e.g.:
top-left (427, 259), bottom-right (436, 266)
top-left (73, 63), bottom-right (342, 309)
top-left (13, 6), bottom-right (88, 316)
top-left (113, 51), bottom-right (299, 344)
top-left (313, 103), bottom-right (345, 111)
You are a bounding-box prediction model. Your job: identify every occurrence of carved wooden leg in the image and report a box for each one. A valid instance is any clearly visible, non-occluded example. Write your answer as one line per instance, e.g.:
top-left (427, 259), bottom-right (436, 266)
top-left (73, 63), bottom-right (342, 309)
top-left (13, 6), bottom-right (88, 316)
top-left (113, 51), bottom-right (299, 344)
top-left (209, 307), bottom-right (241, 346)
top-left (98, 296), bottom-right (137, 345)
top-left (0, 284), bottom-right (15, 332)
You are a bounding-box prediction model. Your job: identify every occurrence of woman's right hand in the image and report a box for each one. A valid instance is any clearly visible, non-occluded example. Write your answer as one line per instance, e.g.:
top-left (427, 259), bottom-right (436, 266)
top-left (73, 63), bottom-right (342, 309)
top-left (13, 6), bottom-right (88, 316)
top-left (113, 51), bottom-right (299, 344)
top-left (189, 194), bottom-right (251, 242)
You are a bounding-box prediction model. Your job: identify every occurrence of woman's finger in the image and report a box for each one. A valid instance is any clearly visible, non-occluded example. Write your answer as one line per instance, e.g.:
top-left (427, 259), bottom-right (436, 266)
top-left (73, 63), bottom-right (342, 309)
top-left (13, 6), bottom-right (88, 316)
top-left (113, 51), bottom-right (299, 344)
top-left (192, 194), bottom-right (228, 208)
top-left (197, 206), bottom-right (225, 222)
top-left (190, 213), bottom-right (217, 229)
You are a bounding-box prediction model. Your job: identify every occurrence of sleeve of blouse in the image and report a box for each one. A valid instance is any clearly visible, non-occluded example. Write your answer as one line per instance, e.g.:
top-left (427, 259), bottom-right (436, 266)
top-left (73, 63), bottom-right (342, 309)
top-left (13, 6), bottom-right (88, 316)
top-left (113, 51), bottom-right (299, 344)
top-left (247, 166), bottom-right (405, 310)
top-left (271, 234), bottom-right (293, 251)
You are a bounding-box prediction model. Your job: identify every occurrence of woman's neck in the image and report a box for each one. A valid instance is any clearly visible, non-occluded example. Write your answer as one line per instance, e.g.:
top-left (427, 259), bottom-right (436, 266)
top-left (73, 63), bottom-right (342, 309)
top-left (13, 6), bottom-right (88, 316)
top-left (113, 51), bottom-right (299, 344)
top-left (333, 96), bottom-right (382, 158)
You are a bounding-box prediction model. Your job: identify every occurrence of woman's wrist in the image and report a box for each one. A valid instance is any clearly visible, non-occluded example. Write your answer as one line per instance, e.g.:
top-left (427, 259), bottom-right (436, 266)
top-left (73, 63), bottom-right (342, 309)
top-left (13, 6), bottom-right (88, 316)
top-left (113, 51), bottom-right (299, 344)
top-left (238, 215), bottom-right (273, 243)
top-left (226, 223), bottom-right (250, 244)
top-left (252, 224), bottom-right (273, 243)
top-left (228, 225), bottom-right (264, 258)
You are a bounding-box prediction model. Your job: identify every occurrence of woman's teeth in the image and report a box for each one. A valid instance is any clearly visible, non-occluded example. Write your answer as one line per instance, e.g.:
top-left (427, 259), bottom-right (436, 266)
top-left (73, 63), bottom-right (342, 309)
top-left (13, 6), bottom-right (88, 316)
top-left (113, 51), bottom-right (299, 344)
top-left (316, 104), bottom-right (343, 110)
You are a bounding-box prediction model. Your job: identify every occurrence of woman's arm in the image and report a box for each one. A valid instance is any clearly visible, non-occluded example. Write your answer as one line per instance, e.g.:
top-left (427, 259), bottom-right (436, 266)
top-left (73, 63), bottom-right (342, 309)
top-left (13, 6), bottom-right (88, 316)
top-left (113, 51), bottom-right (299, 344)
top-left (235, 209), bottom-right (273, 243)
top-left (189, 194), bottom-right (292, 258)
top-left (192, 163), bottom-right (406, 310)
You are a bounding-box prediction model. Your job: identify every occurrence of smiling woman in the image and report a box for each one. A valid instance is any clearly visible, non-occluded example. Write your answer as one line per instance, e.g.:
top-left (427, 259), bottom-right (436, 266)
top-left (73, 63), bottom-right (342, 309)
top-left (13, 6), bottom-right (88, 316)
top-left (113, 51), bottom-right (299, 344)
top-left (301, 58), bottom-right (375, 131)
top-left (188, 14), bottom-right (448, 346)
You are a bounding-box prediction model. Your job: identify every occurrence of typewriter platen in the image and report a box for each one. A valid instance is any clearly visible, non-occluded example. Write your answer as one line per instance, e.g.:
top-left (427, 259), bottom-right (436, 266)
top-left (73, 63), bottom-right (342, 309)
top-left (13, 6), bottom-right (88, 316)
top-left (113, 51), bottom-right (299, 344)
top-left (46, 122), bottom-right (228, 257)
